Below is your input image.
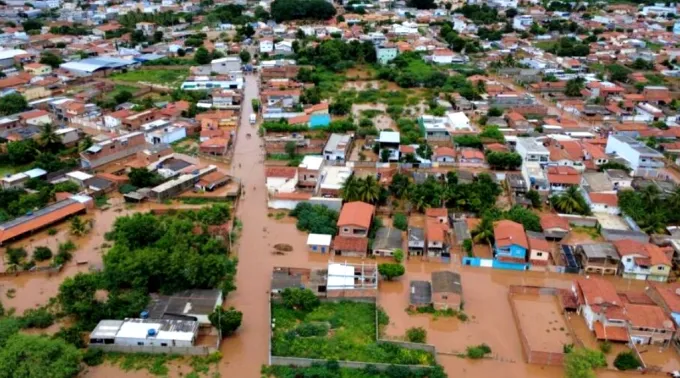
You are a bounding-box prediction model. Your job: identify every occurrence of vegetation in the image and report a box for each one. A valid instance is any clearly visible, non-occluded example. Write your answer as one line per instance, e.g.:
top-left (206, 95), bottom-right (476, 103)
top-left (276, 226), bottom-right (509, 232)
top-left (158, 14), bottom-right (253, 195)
top-left (262, 362), bottom-right (448, 378)
top-left (33, 246), bottom-right (52, 262)
top-left (564, 348), bottom-right (607, 378)
top-left (378, 263), bottom-right (405, 281)
top-left (550, 186), bottom-right (592, 216)
top-left (271, 300), bottom-right (435, 365)
top-left (209, 307), bottom-right (242, 337)
top-left (614, 351), bottom-right (641, 371)
top-left (290, 203), bottom-right (339, 235)
top-left (485, 151), bottom-right (522, 170)
top-left (270, 0), bottom-right (336, 22)
top-left (0, 93), bottom-right (28, 116)
top-left (341, 175), bottom-right (383, 204)
top-left (128, 167), bottom-right (164, 188)
top-left (405, 327), bottom-right (427, 343)
top-left (465, 343), bottom-right (492, 359)
top-left (393, 213), bottom-right (408, 231)
top-left (599, 341), bottom-right (612, 354)
top-left (110, 68), bottom-right (189, 87)
top-left (618, 185), bottom-right (678, 234)
top-left (281, 288), bottom-right (320, 312)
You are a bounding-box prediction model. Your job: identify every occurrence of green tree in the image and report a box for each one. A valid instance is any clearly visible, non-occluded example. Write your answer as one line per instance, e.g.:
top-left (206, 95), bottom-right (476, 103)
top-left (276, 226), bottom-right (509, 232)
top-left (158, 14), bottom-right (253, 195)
top-left (113, 90), bottom-right (133, 104)
top-left (389, 173), bottom-right (410, 199)
top-left (505, 206), bottom-right (542, 232)
top-left (69, 216), bottom-right (88, 236)
top-left (550, 186), bottom-right (591, 215)
top-left (357, 176), bottom-right (381, 204)
top-left (39, 52), bottom-right (63, 68)
top-left (380, 149), bottom-right (391, 163)
top-left (393, 213), bottom-right (408, 231)
top-left (393, 248), bottom-right (404, 263)
top-left (239, 50), bottom-right (251, 63)
top-left (565, 348), bottom-right (607, 378)
top-left (270, 0), bottom-right (336, 22)
top-left (341, 174), bottom-right (360, 202)
top-left (487, 107), bottom-right (502, 117)
top-left (405, 327), bottom-right (426, 343)
top-left (33, 246), bottom-right (52, 261)
top-left (128, 167), bottom-right (163, 188)
top-left (290, 203), bottom-right (338, 234)
top-left (471, 217), bottom-right (494, 245)
top-left (378, 263), bottom-right (405, 280)
top-left (565, 78), bottom-right (585, 97)
top-left (0, 334), bottom-right (81, 378)
top-left (0, 93), bottom-right (28, 116)
top-left (209, 307), bottom-right (243, 337)
top-left (613, 351), bottom-right (641, 370)
top-left (525, 189), bottom-right (541, 208)
top-left (407, 0), bottom-right (435, 9)
top-left (194, 47), bottom-right (211, 64)
top-left (284, 141), bottom-right (297, 159)
top-left (281, 288), bottom-right (319, 311)
top-left (37, 123), bottom-right (62, 151)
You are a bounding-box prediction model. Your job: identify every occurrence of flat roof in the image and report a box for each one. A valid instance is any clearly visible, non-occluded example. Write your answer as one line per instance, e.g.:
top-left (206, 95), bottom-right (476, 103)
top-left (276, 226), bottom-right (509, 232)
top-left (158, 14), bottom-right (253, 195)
top-left (327, 263), bottom-right (356, 290)
top-left (307, 233), bottom-right (332, 246)
top-left (517, 137), bottom-right (549, 153)
top-left (114, 318), bottom-right (197, 342)
top-left (299, 155), bottom-right (324, 170)
top-left (67, 171), bottom-right (94, 181)
top-left (379, 131), bottom-right (400, 144)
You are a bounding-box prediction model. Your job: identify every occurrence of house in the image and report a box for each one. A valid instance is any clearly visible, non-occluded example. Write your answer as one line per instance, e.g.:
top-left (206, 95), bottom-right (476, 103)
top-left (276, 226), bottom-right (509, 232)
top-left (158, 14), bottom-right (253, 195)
top-left (199, 137), bottom-right (230, 156)
top-left (144, 289), bottom-right (223, 325)
top-left (584, 192), bottom-right (619, 215)
top-left (526, 231), bottom-right (551, 266)
top-left (431, 271), bottom-right (462, 310)
top-left (409, 281), bottom-right (432, 309)
top-left (378, 131), bottom-right (400, 162)
top-left (323, 133), bottom-right (352, 162)
top-left (259, 38), bottom-right (274, 54)
top-left (546, 166), bottom-right (581, 193)
top-left (80, 132), bottom-right (147, 169)
top-left (337, 201), bottom-right (374, 238)
top-left (540, 214), bottom-right (570, 239)
top-left (432, 147), bottom-right (456, 163)
top-left (1, 168), bottom-right (46, 190)
top-left (645, 282), bottom-right (680, 337)
top-left (297, 155), bottom-right (324, 189)
top-left (458, 148), bottom-right (485, 167)
top-left (614, 240), bottom-right (671, 282)
top-left (307, 233), bottom-right (332, 254)
top-left (89, 318), bottom-right (199, 352)
top-left (576, 243), bottom-right (620, 275)
top-left (605, 134), bottom-right (664, 175)
top-left (426, 219), bottom-right (449, 261)
top-left (372, 227), bottom-right (403, 257)
top-left (135, 21), bottom-right (156, 36)
top-left (516, 137), bottom-right (549, 164)
top-left (625, 303), bottom-right (675, 346)
top-left (376, 43), bottom-right (398, 64)
top-left (332, 235), bottom-right (369, 257)
top-left (493, 220), bottom-right (528, 264)
top-left (210, 57), bottom-right (241, 75)
top-left (574, 277), bottom-right (628, 342)
top-left (23, 62), bottom-right (51, 76)
top-left (431, 48), bottom-right (455, 64)
top-left (408, 227), bottom-right (425, 256)
top-left (145, 125), bottom-right (187, 145)
top-left (318, 166), bottom-right (352, 197)
top-left (265, 166), bottom-right (298, 194)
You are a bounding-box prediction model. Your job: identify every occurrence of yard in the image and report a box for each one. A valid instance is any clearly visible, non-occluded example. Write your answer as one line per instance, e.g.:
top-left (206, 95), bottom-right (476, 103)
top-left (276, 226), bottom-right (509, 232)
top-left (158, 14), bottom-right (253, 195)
top-left (510, 293), bottom-right (572, 354)
top-left (270, 300), bottom-right (436, 366)
top-left (106, 84), bottom-right (139, 100)
top-left (110, 68), bottom-right (189, 87)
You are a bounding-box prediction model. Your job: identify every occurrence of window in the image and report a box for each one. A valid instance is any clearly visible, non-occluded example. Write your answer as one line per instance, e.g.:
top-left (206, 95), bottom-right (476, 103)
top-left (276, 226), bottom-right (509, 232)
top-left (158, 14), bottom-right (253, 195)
top-left (161, 343), bottom-right (168, 346)
top-left (137, 342), bottom-right (144, 346)
top-left (658, 266), bottom-right (665, 270)
top-left (343, 228), bottom-right (349, 233)
top-left (536, 252), bottom-right (543, 257)
top-left (442, 295), bottom-right (448, 300)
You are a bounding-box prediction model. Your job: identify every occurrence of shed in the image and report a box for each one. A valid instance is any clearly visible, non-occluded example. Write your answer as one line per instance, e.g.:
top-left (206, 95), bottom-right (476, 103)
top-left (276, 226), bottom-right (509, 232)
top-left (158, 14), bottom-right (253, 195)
top-left (431, 271), bottom-right (462, 310)
top-left (307, 233), bottom-right (332, 253)
top-left (409, 280), bottom-right (432, 308)
top-left (372, 227), bottom-right (403, 257)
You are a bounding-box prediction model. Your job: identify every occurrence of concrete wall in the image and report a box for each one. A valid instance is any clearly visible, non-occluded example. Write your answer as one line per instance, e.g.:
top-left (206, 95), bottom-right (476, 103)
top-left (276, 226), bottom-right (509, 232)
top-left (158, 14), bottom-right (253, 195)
top-left (90, 344), bottom-right (217, 356)
top-left (270, 356), bottom-right (434, 371)
top-left (557, 214), bottom-right (598, 228)
top-left (308, 197), bottom-right (343, 212)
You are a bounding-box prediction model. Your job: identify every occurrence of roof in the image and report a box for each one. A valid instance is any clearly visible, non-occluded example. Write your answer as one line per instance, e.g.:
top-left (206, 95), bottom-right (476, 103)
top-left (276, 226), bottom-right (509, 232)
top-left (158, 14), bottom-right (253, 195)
top-left (426, 208), bottom-right (447, 218)
top-left (265, 166), bottom-right (297, 179)
top-left (0, 199), bottom-right (86, 244)
top-left (145, 289), bottom-right (221, 321)
top-left (625, 304), bottom-right (674, 330)
top-left (372, 227), bottom-right (403, 251)
top-left (60, 57), bottom-right (135, 73)
top-left (493, 220), bottom-right (528, 250)
top-left (546, 166), bottom-right (581, 185)
top-left (379, 131), bottom-right (400, 144)
top-left (426, 219), bottom-right (446, 242)
top-left (576, 276), bottom-right (621, 306)
top-left (433, 146), bottom-right (456, 157)
top-left (527, 231), bottom-right (551, 252)
top-left (307, 233), bottom-right (332, 246)
top-left (410, 281), bottom-right (432, 306)
top-left (409, 227), bottom-right (425, 242)
top-left (332, 235), bottom-right (368, 252)
top-left (579, 243), bottom-right (620, 261)
top-left (460, 148), bottom-right (485, 160)
top-left (337, 201), bottom-right (374, 229)
top-left (431, 271), bottom-right (462, 294)
top-left (588, 192), bottom-right (618, 207)
top-left (648, 282), bottom-right (680, 313)
top-left (593, 322), bottom-right (629, 342)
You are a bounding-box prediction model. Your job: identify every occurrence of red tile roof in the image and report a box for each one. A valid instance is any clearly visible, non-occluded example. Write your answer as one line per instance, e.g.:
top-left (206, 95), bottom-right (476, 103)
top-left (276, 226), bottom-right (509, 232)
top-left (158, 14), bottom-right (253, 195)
top-left (426, 208), bottom-right (447, 218)
top-left (546, 166), bottom-right (581, 185)
top-left (594, 322), bottom-right (629, 342)
top-left (433, 146), bottom-right (456, 157)
top-left (0, 201), bottom-right (86, 244)
top-left (540, 214), bottom-right (570, 231)
top-left (337, 201), bottom-right (375, 229)
top-left (625, 303), bottom-right (675, 330)
top-left (588, 192), bottom-right (618, 207)
top-left (527, 235), bottom-right (551, 252)
top-left (649, 282), bottom-right (680, 313)
top-left (493, 220), bottom-right (528, 250)
top-left (265, 166), bottom-right (297, 179)
top-left (426, 219), bottom-right (446, 242)
top-left (333, 235), bottom-right (368, 252)
top-left (576, 277), bottom-right (621, 306)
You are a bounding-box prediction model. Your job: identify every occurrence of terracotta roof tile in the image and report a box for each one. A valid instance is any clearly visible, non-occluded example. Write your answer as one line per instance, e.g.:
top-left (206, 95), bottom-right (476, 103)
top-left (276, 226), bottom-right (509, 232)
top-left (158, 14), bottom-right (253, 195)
top-left (332, 235), bottom-right (368, 252)
top-left (493, 220), bottom-right (528, 250)
top-left (265, 166), bottom-right (297, 179)
top-left (337, 201), bottom-right (375, 229)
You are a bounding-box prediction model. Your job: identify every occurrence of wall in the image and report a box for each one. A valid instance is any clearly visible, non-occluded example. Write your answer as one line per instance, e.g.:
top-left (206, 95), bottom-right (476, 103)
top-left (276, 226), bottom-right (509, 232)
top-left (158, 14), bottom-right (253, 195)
top-left (270, 356), bottom-right (434, 371)
top-left (308, 197), bottom-right (342, 212)
top-left (90, 344), bottom-right (217, 356)
top-left (557, 214), bottom-right (598, 228)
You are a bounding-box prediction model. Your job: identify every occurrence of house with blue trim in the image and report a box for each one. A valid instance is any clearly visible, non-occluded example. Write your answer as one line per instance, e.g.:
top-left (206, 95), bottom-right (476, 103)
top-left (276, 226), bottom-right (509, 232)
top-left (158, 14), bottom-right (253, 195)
top-left (493, 220), bottom-right (529, 269)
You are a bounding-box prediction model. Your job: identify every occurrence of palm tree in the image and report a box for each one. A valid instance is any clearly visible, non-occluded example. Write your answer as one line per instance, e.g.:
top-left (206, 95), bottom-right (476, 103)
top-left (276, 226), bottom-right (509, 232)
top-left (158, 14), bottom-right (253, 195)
top-left (340, 174), bottom-right (360, 202)
top-left (669, 188), bottom-right (680, 210)
top-left (357, 176), bottom-right (381, 204)
top-left (70, 216), bottom-right (88, 237)
top-left (38, 123), bottom-right (62, 152)
top-left (472, 217), bottom-right (494, 245)
top-left (639, 184), bottom-right (661, 207)
top-left (551, 186), bottom-right (585, 215)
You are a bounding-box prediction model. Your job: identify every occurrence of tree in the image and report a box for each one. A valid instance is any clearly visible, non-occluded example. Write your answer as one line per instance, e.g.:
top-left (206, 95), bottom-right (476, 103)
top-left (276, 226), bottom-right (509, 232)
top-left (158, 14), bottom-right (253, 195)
top-left (378, 263), bottom-right (405, 280)
top-left (357, 176), bottom-right (381, 204)
top-left (486, 151), bottom-right (522, 170)
top-left (565, 348), bottom-right (607, 378)
top-left (270, 0), bottom-right (336, 22)
top-left (393, 248), bottom-right (404, 263)
top-left (194, 47), bottom-right (211, 64)
top-left (113, 90), bottom-right (133, 104)
top-left (0, 334), bottom-right (81, 378)
top-left (405, 327), bottom-right (426, 343)
top-left (69, 216), bottom-right (88, 236)
top-left (37, 123), bottom-right (62, 152)
top-left (290, 203), bottom-right (338, 234)
top-left (393, 213), bottom-right (408, 231)
top-left (551, 186), bottom-right (591, 215)
top-left (281, 288), bottom-right (319, 311)
top-left (380, 149), bottom-right (391, 163)
top-left (33, 246), bottom-right (52, 261)
top-left (0, 93), bottom-right (28, 116)
top-left (341, 174), bottom-right (360, 202)
top-left (565, 78), bottom-right (585, 97)
top-left (209, 307), bottom-right (243, 337)
top-left (505, 206), bottom-right (542, 232)
top-left (128, 167), bottom-right (163, 188)
top-left (389, 173), bottom-right (410, 199)
top-left (284, 141), bottom-right (297, 159)
top-left (239, 50), bottom-right (251, 63)
top-left (39, 52), bottom-right (63, 68)
top-left (613, 351), bottom-right (641, 371)
top-left (525, 189), bottom-right (541, 208)
top-left (487, 107), bottom-right (502, 117)
top-left (472, 217), bottom-right (494, 245)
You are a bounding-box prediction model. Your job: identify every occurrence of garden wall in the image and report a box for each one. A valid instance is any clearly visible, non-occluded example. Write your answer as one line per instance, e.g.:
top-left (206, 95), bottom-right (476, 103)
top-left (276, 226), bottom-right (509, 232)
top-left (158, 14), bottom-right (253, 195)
top-left (557, 214), bottom-right (598, 228)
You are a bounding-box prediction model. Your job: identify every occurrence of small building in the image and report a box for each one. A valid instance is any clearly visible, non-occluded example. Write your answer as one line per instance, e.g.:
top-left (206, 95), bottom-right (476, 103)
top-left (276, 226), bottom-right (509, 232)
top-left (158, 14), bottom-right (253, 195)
top-left (576, 243), bottom-right (620, 275)
top-left (89, 318), bottom-right (199, 350)
top-left (378, 131), bottom-right (400, 162)
top-left (0, 198), bottom-right (88, 245)
top-left (145, 289), bottom-right (223, 326)
top-left (526, 231), bottom-right (551, 266)
top-left (376, 44), bottom-right (398, 64)
top-left (337, 201), bottom-right (374, 238)
top-left (298, 155), bottom-right (324, 189)
top-left (431, 271), bottom-right (462, 310)
top-left (332, 235), bottom-right (369, 257)
top-left (540, 214), bottom-right (570, 240)
top-left (323, 133), bottom-right (352, 162)
top-left (408, 227), bottom-right (425, 256)
top-left (409, 281), bottom-right (432, 309)
top-left (265, 166), bottom-right (298, 194)
top-left (326, 262), bottom-right (378, 298)
top-left (493, 220), bottom-right (528, 265)
top-left (307, 233), bottom-right (332, 254)
top-left (372, 227), bottom-right (403, 257)
top-left (81, 132), bottom-right (147, 169)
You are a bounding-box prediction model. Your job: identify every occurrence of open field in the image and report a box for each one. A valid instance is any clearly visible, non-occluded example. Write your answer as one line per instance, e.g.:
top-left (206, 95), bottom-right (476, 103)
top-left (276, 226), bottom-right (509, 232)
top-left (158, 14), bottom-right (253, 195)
top-left (110, 68), bottom-right (189, 87)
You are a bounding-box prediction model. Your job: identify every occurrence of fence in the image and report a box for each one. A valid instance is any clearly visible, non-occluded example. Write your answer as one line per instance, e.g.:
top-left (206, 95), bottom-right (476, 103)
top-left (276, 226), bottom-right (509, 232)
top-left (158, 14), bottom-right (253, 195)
top-left (0, 264), bottom-right (62, 277)
top-left (90, 344), bottom-right (217, 356)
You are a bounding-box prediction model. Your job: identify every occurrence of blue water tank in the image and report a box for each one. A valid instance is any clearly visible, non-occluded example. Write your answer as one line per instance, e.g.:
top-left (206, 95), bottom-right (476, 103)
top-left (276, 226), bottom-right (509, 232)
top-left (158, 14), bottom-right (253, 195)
top-left (147, 329), bottom-right (156, 337)
top-left (140, 311), bottom-right (149, 319)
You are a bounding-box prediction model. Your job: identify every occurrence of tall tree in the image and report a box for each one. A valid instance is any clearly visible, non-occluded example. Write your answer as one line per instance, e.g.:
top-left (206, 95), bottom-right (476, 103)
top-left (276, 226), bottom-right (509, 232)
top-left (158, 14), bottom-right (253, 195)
top-left (472, 217), bottom-right (494, 245)
top-left (357, 176), bottom-right (381, 204)
top-left (551, 186), bottom-right (590, 215)
top-left (340, 174), bottom-right (360, 202)
top-left (38, 123), bottom-right (62, 151)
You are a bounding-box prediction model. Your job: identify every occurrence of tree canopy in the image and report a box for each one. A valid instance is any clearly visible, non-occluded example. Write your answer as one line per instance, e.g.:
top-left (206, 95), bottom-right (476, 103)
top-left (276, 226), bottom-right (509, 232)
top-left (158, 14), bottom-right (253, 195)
top-left (0, 93), bottom-right (28, 116)
top-left (270, 0), bottom-right (336, 22)
top-left (290, 203), bottom-right (339, 235)
top-left (0, 334), bottom-right (81, 378)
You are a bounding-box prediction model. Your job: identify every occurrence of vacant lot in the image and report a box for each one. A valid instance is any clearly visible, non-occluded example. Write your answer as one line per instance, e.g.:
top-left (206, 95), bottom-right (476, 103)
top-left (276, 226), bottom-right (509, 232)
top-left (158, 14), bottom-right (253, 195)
top-left (110, 68), bottom-right (189, 87)
top-left (510, 293), bottom-right (572, 354)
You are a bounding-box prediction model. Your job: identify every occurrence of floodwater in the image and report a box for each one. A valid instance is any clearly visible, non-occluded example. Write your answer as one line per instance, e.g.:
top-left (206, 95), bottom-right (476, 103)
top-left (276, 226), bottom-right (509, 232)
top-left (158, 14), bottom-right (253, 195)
top-left (510, 293), bottom-right (572, 354)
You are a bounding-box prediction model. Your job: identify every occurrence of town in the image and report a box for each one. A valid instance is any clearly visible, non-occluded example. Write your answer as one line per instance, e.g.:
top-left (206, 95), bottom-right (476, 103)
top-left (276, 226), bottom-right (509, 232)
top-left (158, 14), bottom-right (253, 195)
top-left (2, 0), bottom-right (680, 377)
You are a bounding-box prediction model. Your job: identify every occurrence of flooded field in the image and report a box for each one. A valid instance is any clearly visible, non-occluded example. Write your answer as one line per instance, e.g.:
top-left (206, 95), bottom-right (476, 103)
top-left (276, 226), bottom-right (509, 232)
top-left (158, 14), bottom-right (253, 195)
top-left (511, 293), bottom-right (572, 354)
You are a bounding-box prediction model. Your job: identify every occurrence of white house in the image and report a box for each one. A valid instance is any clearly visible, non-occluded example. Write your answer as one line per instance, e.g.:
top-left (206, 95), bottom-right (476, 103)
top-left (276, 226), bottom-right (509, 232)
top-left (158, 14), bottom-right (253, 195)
top-left (275, 40), bottom-right (294, 55)
top-left (145, 126), bottom-right (186, 145)
top-left (431, 48), bottom-right (455, 64)
top-left (605, 134), bottom-right (664, 175)
top-left (516, 137), bottom-right (550, 163)
top-left (260, 38), bottom-right (274, 54)
top-left (446, 111), bottom-right (472, 131)
top-left (265, 166), bottom-right (298, 194)
top-left (513, 15), bottom-right (533, 31)
top-left (89, 318), bottom-right (199, 349)
top-left (323, 133), bottom-right (352, 162)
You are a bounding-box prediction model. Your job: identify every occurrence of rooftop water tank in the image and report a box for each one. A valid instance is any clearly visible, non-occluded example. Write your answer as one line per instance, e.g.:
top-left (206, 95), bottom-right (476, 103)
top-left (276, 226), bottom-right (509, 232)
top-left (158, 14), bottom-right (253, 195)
top-left (147, 328), bottom-right (156, 337)
top-left (140, 311), bottom-right (149, 319)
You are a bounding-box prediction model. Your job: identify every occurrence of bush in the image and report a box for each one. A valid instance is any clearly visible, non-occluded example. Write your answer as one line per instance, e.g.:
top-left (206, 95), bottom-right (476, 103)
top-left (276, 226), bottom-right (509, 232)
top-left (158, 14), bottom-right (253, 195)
top-left (405, 327), bottom-right (426, 343)
top-left (295, 322), bottom-right (329, 337)
top-left (466, 343), bottom-right (492, 359)
top-left (599, 341), bottom-right (611, 354)
top-left (33, 246), bottom-right (52, 262)
top-left (393, 249), bottom-right (404, 263)
top-left (393, 213), bottom-right (408, 231)
top-left (290, 203), bottom-right (338, 235)
top-left (614, 351), bottom-right (641, 371)
top-left (82, 348), bottom-right (105, 366)
top-left (378, 263), bottom-right (405, 280)
top-left (19, 307), bottom-right (55, 329)
top-left (463, 239), bottom-right (473, 257)
top-left (281, 288), bottom-right (320, 312)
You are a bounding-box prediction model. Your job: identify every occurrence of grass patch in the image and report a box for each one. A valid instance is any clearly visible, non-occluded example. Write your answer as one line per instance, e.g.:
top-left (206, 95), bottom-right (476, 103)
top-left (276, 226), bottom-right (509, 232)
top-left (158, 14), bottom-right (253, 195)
top-left (94, 195), bottom-right (109, 208)
top-left (105, 353), bottom-right (181, 376)
top-left (262, 363), bottom-right (445, 377)
top-left (189, 352), bottom-right (222, 375)
top-left (571, 226), bottom-right (601, 239)
top-left (271, 301), bottom-right (435, 365)
top-left (644, 73), bottom-right (666, 86)
top-left (534, 41), bottom-right (556, 51)
top-left (406, 305), bottom-right (468, 321)
top-left (110, 68), bottom-right (189, 87)
top-left (106, 84), bottom-right (139, 100)
top-left (180, 197), bottom-right (230, 204)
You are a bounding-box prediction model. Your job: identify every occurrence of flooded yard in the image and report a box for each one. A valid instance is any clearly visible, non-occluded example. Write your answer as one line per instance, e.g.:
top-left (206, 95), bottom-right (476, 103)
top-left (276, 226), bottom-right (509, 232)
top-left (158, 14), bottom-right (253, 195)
top-left (510, 293), bottom-right (572, 354)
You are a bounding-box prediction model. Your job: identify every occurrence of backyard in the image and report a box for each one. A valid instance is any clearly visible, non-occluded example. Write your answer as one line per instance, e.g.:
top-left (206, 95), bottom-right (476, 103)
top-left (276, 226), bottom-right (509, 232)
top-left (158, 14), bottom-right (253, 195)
top-left (110, 68), bottom-right (189, 87)
top-left (270, 300), bottom-right (436, 366)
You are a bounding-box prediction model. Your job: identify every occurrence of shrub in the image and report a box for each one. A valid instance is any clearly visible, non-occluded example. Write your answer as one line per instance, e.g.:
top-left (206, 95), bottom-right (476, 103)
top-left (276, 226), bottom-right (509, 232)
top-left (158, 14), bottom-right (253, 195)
top-left (295, 322), bottom-right (329, 337)
top-left (614, 351), bottom-right (641, 371)
top-left (33, 246), bottom-right (52, 262)
top-left (378, 263), bottom-right (405, 280)
top-left (393, 249), bottom-right (404, 263)
top-left (393, 213), bottom-right (408, 231)
top-left (466, 343), bottom-right (492, 359)
top-left (405, 327), bottom-right (426, 343)
top-left (599, 341), bottom-right (611, 354)
top-left (281, 288), bottom-right (320, 312)
top-left (19, 307), bottom-right (55, 329)
top-left (82, 348), bottom-right (105, 366)
top-left (463, 239), bottom-right (473, 257)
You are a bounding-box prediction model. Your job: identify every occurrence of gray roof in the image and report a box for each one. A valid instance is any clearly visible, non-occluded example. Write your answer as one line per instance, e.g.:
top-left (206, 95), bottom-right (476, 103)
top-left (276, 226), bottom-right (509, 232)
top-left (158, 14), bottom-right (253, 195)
top-left (325, 133), bottom-right (351, 152)
top-left (578, 243), bottom-right (620, 261)
top-left (453, 221), bottom-right (471, 242)
top-left (60, 57), bottom-right (136, 73)
top-left (506, 173), bottom-right (526, 190)
top-left (160, 158), bottom-right (193, 172)
top-left (271, 269), bottom-right (304, 291)
top-left (582, 172), bottom-right (612, 192)
top-left (409, 280), bottom-right (432, 305)
top-left (373, 227), bottom-right (403, 251)
top-left (145, 289), bottom-right (221, 320)
top-left (408, 227), bottom-right (424, 242)
top-left (525, 230), bottom-right (546, 240)
top-left (517, 137), bottom-right (548, 153)
top-left (613, 135), bottom-right (664, 158)
top-left (431, 271), bottom-right (462, 294)
top-left (604, 169), bottom-right (630, 180)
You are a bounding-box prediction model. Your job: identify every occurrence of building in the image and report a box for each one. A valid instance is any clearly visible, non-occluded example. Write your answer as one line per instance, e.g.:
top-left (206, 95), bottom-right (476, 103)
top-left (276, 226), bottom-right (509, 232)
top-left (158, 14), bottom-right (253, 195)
top-left (614, 240), bottom-right (671, 282)
top-left (318, 166), bottom-right (352, 197)
top-left (378, 131), bottom-right (400, 162)
top-left (526, 231), bottom-right (552, 266)
top-left (546, 166), bottom-right (581, 193)
top-left (337, 201), bottom-right (374, 238)
top-left (323, 133), bottom-right (352, 162)
top-left (326, 261), bottom-right (378, 298)
top-left (23, 63), bottom-right (51, 76)
top-left (408, 227), bottom-right (425, 256)
top-left (493, 220), bottom-right (528, 264)
top-left (516, 137), bottom-right (549, 164)
top-left (298, 155), bottom-right (324, 189)
top-left (307, 233), bottom-right (332, 254)
top-left (145, 125), bottom-right (187, 145)
top-left (265, 166), bottom-right (298, 194)
top-left (210, 57), bottom-right (241, 74)
top-left (59, 57), bottom-right (139, 77)
top-left (1, 168), bottom-right (46, 189)
top-left (0, 198), bottom-right (88, 245)
top-left (89, 318), bottom-right (199, 349)
top-left (372, 227), bottom-right (403, 257)
top-left (80, 132), bottom-right (147, 169)
top-left (144, 289), bottom-right (223, 325)
top-left (409, 281), bottom-right (432, 309)
top-left (605, 134), bottom-right (664, 175)
top-left (376, 44), bottom-right (398, 64)
top-left (574, 277), bottom-right (628, 342)
top-left (576, 243), bottom-right (620, 275)
top-left (431, 271), bottom-right (462, 310)
top-left (332, 235), bottom-right (368, 257)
